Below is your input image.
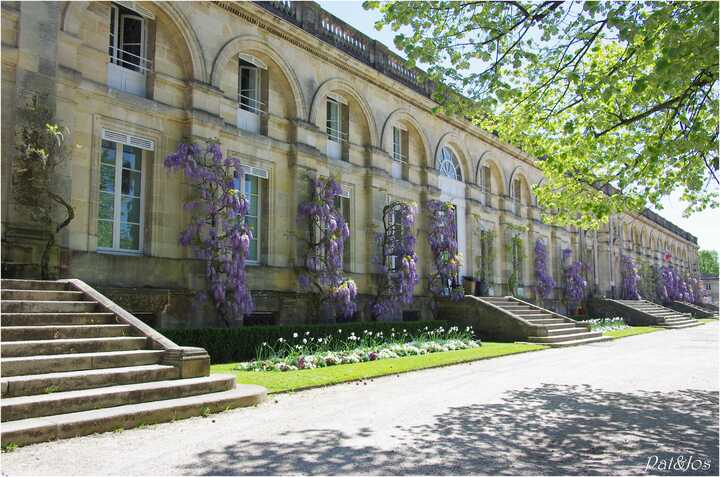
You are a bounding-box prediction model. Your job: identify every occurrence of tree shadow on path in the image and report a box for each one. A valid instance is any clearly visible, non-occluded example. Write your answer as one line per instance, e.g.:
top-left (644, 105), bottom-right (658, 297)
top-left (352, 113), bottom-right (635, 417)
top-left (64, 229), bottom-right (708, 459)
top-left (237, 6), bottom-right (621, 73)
top-left (180, 384), bottom-right (718, 476)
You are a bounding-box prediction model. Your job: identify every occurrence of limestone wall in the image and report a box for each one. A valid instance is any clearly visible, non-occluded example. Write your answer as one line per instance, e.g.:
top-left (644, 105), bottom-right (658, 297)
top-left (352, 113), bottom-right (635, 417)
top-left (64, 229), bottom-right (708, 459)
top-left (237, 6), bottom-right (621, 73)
top-left (0, 1), bottom-right (700, 325)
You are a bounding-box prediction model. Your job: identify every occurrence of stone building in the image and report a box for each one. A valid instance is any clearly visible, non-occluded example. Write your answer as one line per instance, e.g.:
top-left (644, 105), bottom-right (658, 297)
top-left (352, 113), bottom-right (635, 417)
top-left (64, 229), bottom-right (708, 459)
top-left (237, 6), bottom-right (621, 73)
top-left (1, 1), bottom-right (700, 327)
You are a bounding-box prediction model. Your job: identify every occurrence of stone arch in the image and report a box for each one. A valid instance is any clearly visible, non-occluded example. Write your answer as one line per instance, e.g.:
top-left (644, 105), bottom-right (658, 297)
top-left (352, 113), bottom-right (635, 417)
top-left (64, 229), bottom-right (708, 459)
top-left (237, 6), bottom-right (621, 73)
top-left (434, 132), bottom-right (471, 182)
top-left (380, 108), bottom-right (431, 167)
top-left (62, 1), bottom-right (207, 82)
top-left (508, 166), bottom-right (533, 205)
top-left (211, 35), bottom-right (307, 120)
top-left (309, 78), bottom-right (379, 147)
top-left (474, 151), bottom-right (507, 196)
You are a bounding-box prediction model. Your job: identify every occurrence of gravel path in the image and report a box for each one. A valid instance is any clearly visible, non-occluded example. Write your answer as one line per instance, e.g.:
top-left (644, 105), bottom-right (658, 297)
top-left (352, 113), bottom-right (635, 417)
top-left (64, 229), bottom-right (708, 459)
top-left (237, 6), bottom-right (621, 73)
top-left (2, 323), bottom-right (718, 476)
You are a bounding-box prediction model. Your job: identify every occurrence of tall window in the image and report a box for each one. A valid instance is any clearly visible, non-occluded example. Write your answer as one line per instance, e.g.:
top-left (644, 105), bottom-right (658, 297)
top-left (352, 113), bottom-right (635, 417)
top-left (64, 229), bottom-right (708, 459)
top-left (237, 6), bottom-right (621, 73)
top-left (334, 193), bottom-right (351, 269)
top-left (438, 147), bottom-right (462, 181)
top-left (233, 167), bottom-right (268, 263)
top-left (512, 178), bottom-right (522, 216)
top-left (237, 59), bottom-right (264, 133)
top-left (479, 164), bottom-right (492, 205)
top-left (392, 126), bottom-right (409, 180)
top-left (108, 3), bottom-right (151, 96)
top-left (326, 97), bottom-right (348, 161)
top-left (98, 139), bottom-right (144, 252)
top-left (244, 175), bottom-right (261, 262)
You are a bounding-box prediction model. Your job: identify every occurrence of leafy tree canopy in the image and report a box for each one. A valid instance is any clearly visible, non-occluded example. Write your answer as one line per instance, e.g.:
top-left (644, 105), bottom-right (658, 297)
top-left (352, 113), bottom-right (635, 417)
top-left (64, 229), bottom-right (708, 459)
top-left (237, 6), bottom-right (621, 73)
top-left (698, 249), bottom-right (719, 276)
top-left (366, 1), bottom-right (719, 228)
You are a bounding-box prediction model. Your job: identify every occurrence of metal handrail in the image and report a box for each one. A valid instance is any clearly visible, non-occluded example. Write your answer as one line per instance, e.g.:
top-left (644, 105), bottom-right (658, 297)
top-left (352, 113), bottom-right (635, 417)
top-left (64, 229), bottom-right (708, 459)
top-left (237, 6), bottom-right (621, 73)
top-left (392, 152), bottom-right (408, 164)
top-left (109, 46), bottom-right (153, 73)
top-left (238, 93), bottom-right (266, 115)
top-left (326, 126), bottom-right (348, 143)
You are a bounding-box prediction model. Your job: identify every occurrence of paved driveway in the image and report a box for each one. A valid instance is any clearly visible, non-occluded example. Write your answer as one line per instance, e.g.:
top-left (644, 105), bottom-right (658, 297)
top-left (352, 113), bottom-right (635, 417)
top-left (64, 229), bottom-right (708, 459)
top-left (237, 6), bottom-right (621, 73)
top-left (2, 323), bottom-right (718, 476)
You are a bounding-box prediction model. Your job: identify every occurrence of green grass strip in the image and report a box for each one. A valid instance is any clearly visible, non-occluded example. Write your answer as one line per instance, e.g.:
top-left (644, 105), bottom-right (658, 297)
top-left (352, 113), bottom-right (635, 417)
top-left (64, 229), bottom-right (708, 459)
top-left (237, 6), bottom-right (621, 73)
top-left (211, 342), bottom-right (547, 394)
top-left (697, 318), bottom-right (718, 324)
top-left (603, 326), bottom-right (663, 339)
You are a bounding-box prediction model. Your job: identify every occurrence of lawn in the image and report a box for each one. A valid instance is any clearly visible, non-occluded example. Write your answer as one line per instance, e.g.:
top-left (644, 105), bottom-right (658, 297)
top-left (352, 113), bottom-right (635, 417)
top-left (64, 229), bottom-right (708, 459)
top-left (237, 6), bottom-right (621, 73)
top-left (697, 318), bottom-right (718, 324)
top-left (603, 326), bottom-right (663, 339)
top-left (211, 342), bottom-right (547, 393)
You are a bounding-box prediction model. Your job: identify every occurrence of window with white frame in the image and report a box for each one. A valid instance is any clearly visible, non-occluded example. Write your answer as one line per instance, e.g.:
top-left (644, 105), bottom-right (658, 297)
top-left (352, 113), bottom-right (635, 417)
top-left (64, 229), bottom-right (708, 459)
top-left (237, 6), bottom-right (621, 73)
top-left (334, 190), bottom-right (351, 269)
top-left (512, 178), bottom-right (522, 215)
top-left (237, 59), bottom-right (265, 133)
top-left (392, 126), bottom-right (409, 180)
top-left (326, 96), bottom-right (348, 161)
top-left (98, 133), bottom-right (150, 253)
top-left (108, 3), bottom-right (152, 96)
top-left (438, 147), bottom-right (462, 181)
top-left (480, 164), bottom-right (492, 205)
top-left (233, 166), bottom-right (269, 263)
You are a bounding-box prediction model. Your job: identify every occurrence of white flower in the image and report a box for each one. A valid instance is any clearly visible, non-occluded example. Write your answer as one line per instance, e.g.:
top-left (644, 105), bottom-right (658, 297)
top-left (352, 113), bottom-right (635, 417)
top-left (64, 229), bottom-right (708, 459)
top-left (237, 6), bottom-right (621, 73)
top-left (293, 333), bottom-right (298, 338)
top-left (305, 331), bottom-right (310, 336)
top-left (303, 338), bottom-right (307, 344)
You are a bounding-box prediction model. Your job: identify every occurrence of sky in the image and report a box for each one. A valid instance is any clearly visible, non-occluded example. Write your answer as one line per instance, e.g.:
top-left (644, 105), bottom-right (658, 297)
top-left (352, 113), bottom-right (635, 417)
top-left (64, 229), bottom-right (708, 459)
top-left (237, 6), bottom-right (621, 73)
top-left (317, 1), bottom-right (720, 252)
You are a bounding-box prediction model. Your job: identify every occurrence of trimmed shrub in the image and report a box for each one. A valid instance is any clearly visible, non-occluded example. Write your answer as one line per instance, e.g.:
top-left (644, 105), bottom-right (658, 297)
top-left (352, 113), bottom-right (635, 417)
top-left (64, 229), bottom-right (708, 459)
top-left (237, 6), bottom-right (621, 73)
top-left (161, 320), bottom-right (451, 364)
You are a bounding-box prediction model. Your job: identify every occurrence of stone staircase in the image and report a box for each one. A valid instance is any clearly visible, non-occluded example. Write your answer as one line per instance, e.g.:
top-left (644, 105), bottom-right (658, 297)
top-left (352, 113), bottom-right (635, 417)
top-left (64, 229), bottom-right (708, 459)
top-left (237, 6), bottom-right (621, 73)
top-left (609, 299), bottom-right (701, 329)
top-left (439, 295), bottom-right (611, 347)
top-left (1, 278), bottom-right (266, 447)
top-left (669, 300), bottom-right (717, 319)
top-left (481, 297), bottom-right (611, 347)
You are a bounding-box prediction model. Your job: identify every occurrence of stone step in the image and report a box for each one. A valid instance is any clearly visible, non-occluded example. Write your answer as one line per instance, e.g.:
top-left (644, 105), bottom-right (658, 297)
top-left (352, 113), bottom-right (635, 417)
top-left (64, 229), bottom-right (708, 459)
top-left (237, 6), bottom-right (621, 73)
top-left (0, 374), bottom-right (232, 422)
top-left (1, 364), bottom-right (179, 398)
top-left (535, 336), bottom-right (613, 348)
top-left (659, 320), bottom-right (700, 328)
top-left (0, 382), bottom-right (266, 447)
top-left (1, 350), bottom-right (165, 377)
top-left (1, 324), bottom-right (136, 341)
top-left (1, 290), bottom-right (86, 302)
top-left (525, 318), bottom-right (566, 325)
top-left (1, 279), bottom-right (68, 291)
top-left (543, 323), bottom-right (581, 330)
top-left (2, 337), bottom-right (148, 357)
top-left (545, 327), bottom-right (589, 336)
top-left (0, 312), bottom-right (119, 326)
top-left (527, 330), bottom-right (604, 343)
top-left (517, 313), bottom-right (553, 319)
top-left (1, 300), bottom-right (98, 314)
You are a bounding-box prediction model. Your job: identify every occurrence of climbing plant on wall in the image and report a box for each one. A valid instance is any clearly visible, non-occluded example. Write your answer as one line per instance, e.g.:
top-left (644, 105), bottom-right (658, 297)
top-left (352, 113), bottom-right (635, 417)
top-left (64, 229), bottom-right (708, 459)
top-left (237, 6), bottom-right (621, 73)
top-left (620, 255), bottom-right (641, 300)
top-left (297, 175), bottom-right (357, 319)
top-left (533, 239), bottom-right (555, 302)
top-left (164, 140), bottom-right (254, 326)
top-left (562, 248), bottom-right (588, 312)
top-left (426, 200), bottom-right (463, 301)
top-left (477, 229), bottom-right (495, 295)
top-left (370, 201), bottom-right (419, 318)
top-left (13, 97), bottom-right (75, 279)
top-left (505, 225), bottom-right (526, 296)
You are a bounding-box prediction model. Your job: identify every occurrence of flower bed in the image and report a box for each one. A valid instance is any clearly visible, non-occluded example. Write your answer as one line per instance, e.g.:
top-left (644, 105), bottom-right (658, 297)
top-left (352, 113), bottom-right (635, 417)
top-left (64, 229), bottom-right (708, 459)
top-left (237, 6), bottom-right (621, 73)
top-left (583, 317), bottom-right (628, 332)
top-left (235, 325), bottom-right (480, 372)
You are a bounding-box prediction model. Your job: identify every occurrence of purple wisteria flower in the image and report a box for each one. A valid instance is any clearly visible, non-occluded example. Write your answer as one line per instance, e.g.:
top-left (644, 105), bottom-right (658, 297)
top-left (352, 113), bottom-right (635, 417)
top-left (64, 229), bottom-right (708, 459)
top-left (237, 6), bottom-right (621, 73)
top-left (426, 200), bottom-right (463, 301)
top-left (562, 248), bottom-right (587, 311)
top-left (534, 239), bottom-right (555, 300)
top-left (620, 255), bottom-right (641, 300)
top-left (164, 140), bottom-right (254, 325)
top-left (371, 202), bottom-right (420, 318)
top-left (297, 176), bottom-right (357, 319)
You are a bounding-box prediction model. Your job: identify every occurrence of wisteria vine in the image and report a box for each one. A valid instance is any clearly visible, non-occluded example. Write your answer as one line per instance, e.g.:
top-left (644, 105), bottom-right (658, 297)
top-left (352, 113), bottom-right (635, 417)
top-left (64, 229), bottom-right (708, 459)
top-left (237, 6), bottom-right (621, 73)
top-left (534, 239), bottom-right (555, 301)
top-left (620, 254), bottom-right (641, 300)
top-left (426, 200), bottom-right (463, 301)
top-left (658, 252), bottom-right (697, 303)
top-left (370, 201), bottom-right (420, 318)
top-left (297, 176), bottom-right (357, 319)
top-left (562, 248), bottom-right (588, 311)
top-left (164, 140), bottom-right (254, 325)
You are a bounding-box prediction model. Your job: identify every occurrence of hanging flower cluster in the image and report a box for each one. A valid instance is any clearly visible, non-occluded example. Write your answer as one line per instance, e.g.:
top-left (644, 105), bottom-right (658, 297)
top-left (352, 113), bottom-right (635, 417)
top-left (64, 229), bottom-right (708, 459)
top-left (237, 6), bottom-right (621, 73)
top-left (371, 202), bottom-right (420, 318)
top-left (657, 252), bottom-right (697, 304)
top-left (620, 254), bottom-right (641, 300)
top-left (297, 176), bottom-right (357, 319)
top-left (562, 248), bottom-right (587, 310)
top-left (426, 200), bottom-right (463, 300)
top-left (164, 140), bottom-right (254, 325)
top-left (533, 239), bottom-right (555, 300)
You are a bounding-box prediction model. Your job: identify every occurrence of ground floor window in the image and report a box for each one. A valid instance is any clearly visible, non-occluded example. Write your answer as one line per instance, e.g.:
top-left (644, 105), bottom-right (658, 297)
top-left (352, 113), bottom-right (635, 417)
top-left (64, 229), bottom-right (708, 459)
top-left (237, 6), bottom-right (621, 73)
top-left (244, 174), bottom-right (261, 262)
top-left (98, 139), bottom-right (144, 252)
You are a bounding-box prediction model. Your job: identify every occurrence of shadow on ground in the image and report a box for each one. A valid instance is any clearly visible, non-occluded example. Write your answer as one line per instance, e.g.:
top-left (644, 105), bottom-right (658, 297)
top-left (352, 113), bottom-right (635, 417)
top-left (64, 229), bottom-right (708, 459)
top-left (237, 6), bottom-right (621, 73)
top-left (181, 384), bottom-right (718, 476)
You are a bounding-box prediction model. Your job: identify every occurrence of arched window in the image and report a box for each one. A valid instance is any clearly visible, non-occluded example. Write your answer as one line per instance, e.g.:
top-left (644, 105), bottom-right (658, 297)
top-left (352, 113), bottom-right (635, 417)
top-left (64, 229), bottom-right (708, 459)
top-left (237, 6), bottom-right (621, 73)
top-left (438, 147), bottom-right (462, 181)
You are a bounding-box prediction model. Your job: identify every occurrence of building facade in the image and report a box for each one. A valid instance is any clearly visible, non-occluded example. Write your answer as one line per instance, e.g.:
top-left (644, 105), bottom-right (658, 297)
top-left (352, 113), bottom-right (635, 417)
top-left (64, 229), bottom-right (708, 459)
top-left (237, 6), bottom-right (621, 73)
top-left (1, 1), bottom-right (700, 327)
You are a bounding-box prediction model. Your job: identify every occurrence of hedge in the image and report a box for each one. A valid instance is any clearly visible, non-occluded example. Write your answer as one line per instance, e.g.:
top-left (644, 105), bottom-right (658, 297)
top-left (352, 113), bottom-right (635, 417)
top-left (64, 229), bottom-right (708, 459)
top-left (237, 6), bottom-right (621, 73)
top-left (161, 320), bottom-right (451, 364)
